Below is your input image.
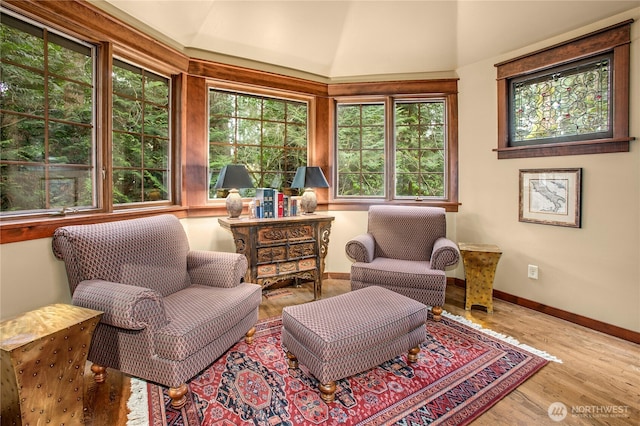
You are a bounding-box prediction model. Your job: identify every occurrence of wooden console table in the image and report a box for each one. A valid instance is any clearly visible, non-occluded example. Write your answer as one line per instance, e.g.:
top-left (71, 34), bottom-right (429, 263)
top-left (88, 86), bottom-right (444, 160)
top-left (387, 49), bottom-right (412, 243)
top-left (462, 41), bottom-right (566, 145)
top-left (458, 243), bottom-right (502, 313)
top-left (219, 214), bottom-right (334, 300)
top-left (0, 303), bottom-right (102, 425)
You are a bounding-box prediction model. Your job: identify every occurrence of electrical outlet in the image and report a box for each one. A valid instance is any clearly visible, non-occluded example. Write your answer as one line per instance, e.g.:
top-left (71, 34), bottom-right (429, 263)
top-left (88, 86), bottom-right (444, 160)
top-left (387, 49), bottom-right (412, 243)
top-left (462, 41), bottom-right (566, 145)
top-left (528, 264), bottom-right (539, 280)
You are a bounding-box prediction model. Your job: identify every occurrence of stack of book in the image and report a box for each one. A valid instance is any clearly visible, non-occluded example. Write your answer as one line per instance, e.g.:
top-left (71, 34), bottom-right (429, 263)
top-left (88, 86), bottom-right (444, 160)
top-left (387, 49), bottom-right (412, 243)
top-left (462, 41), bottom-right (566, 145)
top-left (252, 188), bottom-right (298, 218)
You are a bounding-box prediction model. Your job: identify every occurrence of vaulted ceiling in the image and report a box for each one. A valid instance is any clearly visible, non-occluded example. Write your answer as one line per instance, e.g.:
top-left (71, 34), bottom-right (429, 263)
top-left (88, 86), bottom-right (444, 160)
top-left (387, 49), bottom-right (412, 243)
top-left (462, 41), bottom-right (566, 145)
top-left (92, 0), bottom-right (639, 80)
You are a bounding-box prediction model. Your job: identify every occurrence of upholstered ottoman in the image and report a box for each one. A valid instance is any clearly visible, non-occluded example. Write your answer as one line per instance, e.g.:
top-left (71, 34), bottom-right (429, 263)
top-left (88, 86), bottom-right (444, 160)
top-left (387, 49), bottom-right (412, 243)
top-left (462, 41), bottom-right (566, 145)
top-left (281, 286), bottom-right (428, 402)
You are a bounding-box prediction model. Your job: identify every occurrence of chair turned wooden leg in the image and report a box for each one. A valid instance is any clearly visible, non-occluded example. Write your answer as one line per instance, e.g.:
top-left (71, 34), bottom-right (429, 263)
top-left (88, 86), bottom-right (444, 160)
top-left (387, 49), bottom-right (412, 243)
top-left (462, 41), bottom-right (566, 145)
top-left (285, 351), bottom-right (298, 369)
top-left (407, 346), bottom-right (420, 363)
top-left (319, 381), bottom-right (336, 403)
top-left (90, 363), bottom-right (107, 383)
top-left (432, 306), bottom-right (443, 322)
top-left (245, 326), bottom-right (256, 344)
top-left (168, 383), bottom-right (188, 409)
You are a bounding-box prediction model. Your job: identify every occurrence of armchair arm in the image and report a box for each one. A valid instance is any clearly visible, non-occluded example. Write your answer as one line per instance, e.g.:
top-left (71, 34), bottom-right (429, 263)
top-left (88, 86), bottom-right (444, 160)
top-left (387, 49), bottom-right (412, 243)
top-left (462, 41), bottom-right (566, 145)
top-left (431, 237), bottom-right (461, 270)
top-left (345, 233), bottom-right (375, 263)
top-left (72, 280), bottom-right (167, 330)
top-left (187, 250), bottom-right (248, 288)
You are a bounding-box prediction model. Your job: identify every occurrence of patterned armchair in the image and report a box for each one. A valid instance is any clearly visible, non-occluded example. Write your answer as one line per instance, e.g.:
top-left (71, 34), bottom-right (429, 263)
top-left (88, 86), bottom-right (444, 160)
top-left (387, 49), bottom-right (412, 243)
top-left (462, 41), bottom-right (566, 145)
top-left (345, 206), bottom-right (460, 321)
top-left (52, 214), bottom-right (262, 408)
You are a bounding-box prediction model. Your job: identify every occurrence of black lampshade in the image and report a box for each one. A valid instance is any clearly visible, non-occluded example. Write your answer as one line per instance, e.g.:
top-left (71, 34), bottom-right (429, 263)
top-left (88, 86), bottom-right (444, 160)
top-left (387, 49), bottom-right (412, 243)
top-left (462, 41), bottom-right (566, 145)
top-left (214, 165), bottom-right (254, 189)
top-left (290, 166), bottom-right (329, 189)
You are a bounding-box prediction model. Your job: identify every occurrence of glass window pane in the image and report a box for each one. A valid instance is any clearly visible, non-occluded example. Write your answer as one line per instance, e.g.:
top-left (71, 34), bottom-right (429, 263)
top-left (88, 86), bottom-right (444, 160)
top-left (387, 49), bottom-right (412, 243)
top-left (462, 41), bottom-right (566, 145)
top-left (113, 60), bottom-right (142, 99)
top-left (144, 104), bottom-right (169, 137)
top-left (113, 95), bottom-right (142, 132)
top-left (0, 115), bottom-right (45, 162)
top-left (285, 124), bottom-right (307, 148)
top-left (113, 132), bottom-right (141, 168)
top-left (145, 73), bottom-right (169, 106)
top-left (48, 77), bottom-right (92, 122)
top-left (1, 63), bottom-right (46, 116)
top-left (237, 95), bottom-right (261, 119)
top-left (48, 122), bottom-right (92, 165)
top-left (1, 15), bottom-right (45, 69)
top-left (48, 34), bottom-right (92, 84)
top-left (113, 170), bottom-right (142, 204)
top-left (144, 137), bottom-right (169, 169)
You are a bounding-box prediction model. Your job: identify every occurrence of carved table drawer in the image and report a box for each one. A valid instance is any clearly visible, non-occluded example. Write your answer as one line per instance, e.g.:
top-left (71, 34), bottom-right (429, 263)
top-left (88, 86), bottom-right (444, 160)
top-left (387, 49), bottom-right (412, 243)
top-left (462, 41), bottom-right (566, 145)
top-left (257, 246), bottom-right (287, 262)
top-left (257, 225), bottom-right (314, 245)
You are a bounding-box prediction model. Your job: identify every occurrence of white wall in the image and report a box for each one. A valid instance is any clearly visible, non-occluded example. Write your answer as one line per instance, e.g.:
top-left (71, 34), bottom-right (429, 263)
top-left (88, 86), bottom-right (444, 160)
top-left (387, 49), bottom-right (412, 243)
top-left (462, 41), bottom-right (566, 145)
top-left (1, 10), bottom-right (638, 333)
top-left (455, 8), bottom-right (640, 333)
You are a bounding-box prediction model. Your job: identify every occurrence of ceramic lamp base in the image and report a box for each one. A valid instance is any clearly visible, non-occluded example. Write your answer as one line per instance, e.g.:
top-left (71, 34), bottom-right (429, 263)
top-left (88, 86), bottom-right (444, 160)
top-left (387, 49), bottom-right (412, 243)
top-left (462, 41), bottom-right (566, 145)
top-left (300, 188), bottom-right (318, 214)
top-left (225, 189), bottom-right (243, 218)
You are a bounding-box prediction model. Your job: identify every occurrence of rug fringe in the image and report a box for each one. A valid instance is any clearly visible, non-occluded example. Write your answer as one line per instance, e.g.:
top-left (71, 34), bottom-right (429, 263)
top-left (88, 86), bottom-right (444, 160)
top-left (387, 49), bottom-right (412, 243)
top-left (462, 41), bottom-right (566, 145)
top-left (441, 310), bottom-right (563, 363)
top-left (127, 377), bottom-right (150, 425)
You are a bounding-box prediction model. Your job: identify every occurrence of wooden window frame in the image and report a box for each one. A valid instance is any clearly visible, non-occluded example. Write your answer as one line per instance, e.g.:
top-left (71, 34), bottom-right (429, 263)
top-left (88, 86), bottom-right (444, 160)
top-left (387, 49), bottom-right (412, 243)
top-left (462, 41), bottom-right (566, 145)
top-left (495, 20), bottom-right (634, 159)
top-left (328, 80), bottom-right (459, 211)
top-left (206, 82), bottom-right (314, 201)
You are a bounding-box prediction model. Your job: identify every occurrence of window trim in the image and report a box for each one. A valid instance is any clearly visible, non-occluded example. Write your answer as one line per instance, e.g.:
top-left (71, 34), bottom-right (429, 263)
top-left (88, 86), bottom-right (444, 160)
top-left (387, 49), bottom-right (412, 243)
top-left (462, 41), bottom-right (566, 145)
top-left (494, 20), bottom-right (634, 159)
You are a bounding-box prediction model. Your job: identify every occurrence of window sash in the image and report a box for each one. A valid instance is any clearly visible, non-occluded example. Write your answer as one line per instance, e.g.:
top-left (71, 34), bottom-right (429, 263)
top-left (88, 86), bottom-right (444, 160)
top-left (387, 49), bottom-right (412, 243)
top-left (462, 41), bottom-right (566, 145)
top-left (112, 59), bottom-right (172, 206)
top-left (0, 10), bottom-right (97, 216)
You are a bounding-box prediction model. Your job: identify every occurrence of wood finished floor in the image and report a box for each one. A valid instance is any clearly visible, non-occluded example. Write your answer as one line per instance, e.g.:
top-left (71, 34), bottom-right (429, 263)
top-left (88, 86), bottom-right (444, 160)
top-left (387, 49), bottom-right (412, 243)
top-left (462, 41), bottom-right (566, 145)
top-left (84, 279), bottom-right (639, 425)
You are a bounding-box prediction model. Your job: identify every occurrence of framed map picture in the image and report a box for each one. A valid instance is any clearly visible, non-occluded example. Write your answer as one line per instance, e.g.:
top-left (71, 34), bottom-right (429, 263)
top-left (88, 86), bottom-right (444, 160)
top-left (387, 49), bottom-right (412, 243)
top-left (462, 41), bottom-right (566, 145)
top-left (519, 168), bottom-right (582, 228)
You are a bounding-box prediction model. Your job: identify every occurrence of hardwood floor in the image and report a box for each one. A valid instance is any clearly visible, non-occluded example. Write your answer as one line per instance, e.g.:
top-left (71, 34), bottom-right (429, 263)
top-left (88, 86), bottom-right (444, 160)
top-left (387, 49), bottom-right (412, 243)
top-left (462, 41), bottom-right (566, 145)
top-left (83, 279), bottom-right (639, 425)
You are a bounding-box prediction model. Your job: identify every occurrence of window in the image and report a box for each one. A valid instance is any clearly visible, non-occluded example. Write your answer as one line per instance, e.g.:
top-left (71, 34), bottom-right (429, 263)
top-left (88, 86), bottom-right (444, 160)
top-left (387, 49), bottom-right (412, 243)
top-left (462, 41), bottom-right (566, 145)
top-left (496, 20), bottom-right (633, 159)
top-left (112, 60), bottom-right (171, 205)
top-left (208, 88), bottom-right (308, 198)
top-left (335, 97), bottom-right (449, 201)
top-left (1, 12), bottom-right (96, 215)
top-left (511, 55), bottom-right (612, 146)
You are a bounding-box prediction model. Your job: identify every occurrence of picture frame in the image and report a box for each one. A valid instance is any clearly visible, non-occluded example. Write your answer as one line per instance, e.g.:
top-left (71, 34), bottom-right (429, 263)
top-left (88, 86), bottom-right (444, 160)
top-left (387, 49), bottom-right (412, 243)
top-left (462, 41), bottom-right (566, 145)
top-left (519, 168), bottom-right (582, 228)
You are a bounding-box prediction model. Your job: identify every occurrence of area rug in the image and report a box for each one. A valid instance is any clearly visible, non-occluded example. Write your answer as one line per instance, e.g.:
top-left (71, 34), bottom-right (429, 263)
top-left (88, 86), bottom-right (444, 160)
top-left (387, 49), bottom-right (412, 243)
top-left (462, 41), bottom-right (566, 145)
top-left (137, 312), bottom-right (558, 425)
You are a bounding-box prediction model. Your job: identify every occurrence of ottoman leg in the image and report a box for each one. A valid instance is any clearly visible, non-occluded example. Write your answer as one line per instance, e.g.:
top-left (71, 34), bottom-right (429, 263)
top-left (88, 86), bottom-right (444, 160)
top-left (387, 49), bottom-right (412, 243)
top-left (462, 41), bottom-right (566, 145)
top-left (407, 346), bottom-right (420, 363)
top-left (286, 351), bottom-right (299, 369)
top-left (319, 381), bottom-right (336, 403)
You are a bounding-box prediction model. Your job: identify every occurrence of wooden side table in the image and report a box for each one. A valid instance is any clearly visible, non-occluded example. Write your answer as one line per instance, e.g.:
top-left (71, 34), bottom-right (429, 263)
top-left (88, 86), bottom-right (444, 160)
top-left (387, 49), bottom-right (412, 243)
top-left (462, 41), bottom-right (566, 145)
top-left (1, 303), bottom-right (102, 425)
top-left (219, 214), bottom-right (334, 300)
top-left (458, 243), bottom-right (502, 313)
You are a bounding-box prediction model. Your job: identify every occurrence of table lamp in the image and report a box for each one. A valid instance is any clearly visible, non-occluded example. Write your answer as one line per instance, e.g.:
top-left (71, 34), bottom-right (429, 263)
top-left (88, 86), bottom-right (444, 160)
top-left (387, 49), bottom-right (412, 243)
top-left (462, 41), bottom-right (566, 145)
top-left (290, 166), bottom-right (329, 214)
top-left (214, 164), bottom-right (254, 218)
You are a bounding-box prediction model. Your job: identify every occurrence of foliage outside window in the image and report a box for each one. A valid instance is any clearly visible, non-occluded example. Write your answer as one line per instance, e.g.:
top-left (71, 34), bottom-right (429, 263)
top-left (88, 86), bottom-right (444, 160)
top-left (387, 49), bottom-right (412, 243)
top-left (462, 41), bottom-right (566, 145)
top-left (495, 20), bottom-right (633, 159)
top-left (208, 88), bottom-right (308, 198)
top-left (112, 60), bottom-right (171, 205)
top-left (336, 98), bottom-right (448, 200)
top-left (1, 12), bottom-right (95, 215)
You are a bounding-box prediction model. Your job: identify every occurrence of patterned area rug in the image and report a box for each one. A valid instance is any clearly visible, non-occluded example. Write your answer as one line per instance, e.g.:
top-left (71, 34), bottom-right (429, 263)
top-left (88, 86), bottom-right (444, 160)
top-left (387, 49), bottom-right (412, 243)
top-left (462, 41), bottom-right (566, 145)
top-left (141, 313), bottom-right (553, 425)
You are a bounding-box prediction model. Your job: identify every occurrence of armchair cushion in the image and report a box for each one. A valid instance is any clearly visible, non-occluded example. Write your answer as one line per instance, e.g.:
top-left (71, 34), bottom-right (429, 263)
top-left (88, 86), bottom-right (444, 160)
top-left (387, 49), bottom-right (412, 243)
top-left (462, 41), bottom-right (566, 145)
top-left (351, 258), bottom-right (445, 290)
top-left (155, 283), bottom-right (262, 361)
top-left (73, 279), bottom-right (167, 330)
